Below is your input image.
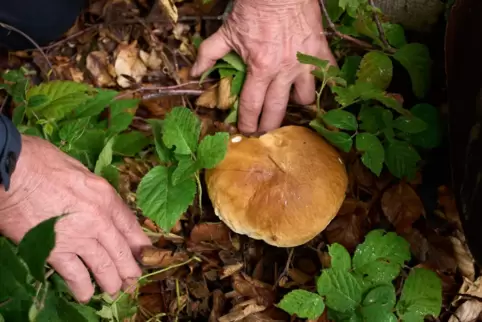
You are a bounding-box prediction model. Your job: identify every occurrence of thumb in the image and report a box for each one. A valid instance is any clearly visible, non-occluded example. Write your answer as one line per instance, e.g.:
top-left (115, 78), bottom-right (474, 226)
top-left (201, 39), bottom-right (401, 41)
top-left (191, 29), bottom-right (232, 77)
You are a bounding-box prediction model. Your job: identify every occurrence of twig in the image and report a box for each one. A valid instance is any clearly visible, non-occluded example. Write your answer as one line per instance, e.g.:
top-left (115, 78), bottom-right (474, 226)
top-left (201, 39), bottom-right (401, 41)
top-left (368, 0), bottom-right (391, 49)
top-left (0, 22), bottom-right (53, 71)
top-left (141, 89), bottom-right (204, 100)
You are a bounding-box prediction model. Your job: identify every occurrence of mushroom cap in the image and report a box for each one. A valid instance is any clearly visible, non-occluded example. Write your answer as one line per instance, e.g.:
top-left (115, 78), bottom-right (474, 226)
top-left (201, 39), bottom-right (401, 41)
top-left (205, 125), bottom-right (348, 247)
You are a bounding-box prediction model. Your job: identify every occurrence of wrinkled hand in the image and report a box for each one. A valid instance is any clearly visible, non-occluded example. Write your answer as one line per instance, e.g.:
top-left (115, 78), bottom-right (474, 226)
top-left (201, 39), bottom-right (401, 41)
top-left (0, 135), bottom-right (151, 302)
top-left (191, 0), bottom-right (336, 133)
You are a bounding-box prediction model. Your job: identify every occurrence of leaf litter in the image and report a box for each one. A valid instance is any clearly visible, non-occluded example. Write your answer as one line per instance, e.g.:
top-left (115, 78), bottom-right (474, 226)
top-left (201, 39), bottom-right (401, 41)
top-left (0, 0), bottom-right (478, 321)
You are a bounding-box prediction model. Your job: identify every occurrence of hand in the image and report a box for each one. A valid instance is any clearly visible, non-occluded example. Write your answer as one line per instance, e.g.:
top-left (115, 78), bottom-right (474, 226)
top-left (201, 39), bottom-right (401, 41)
top-left (191, 0), bottom-right (336, 133)
top-left (0, 135), bottom-right (151, 303)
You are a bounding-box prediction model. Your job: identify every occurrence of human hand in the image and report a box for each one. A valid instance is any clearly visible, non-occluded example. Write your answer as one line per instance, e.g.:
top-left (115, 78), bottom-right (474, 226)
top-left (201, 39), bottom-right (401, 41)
top-left (191, 0), bottom-right (336, 134)
top-left (0, 135), bottom-right (151, 302)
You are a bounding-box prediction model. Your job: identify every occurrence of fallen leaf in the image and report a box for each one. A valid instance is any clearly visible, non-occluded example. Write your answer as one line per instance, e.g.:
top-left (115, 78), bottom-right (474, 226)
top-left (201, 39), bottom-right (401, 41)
top-left (196, 78), bottom-right (237, 110)
top-left (450, 236), bottom-right (475, 281)
top-left (158, 0), bottom-right (178, 23)
top-left (448, 300), bottom-right (482, 322)
top-left (325, 209), bottom-right (367, 252)
top-left (139, 49), bottom-right (163, 70)
top-left (220, 263), bottom-right (244, 279)
top-left (381, 182), bottom-right (425, 233)
top-left (190, 222), bottom-right (232, 246)
top-left (114, 41), bottom-right (147, 88)
top-left (219, 299), bottom-right (267, 322)
top-left (86, 51), bottom-right (116, 87)
top-left (209, 289), bottom-right (226, 322)
top-left (140, 246), bottom-right (189, 267)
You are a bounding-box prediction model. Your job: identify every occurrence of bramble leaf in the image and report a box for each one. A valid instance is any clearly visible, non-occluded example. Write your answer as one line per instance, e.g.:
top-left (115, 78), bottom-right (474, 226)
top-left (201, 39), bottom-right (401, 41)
top-left (352, 230), bottom-right (411, 286)
top-left (113, 131), bottom-right (150, 157)
top-left (108, 112), bottom-right (134, 136)
top-left (297, 52), bottom-right (330, 71)
top-left (231, 70), bottom-right (246, 96)
top-left (356, 52), bottom-right (393, 90)
top-left (382, 23), bottom-right (406, 48)
top-left (162, 107), bottom-right (201, 155)
top-left (317, 268), bottom-right (363, 312)
top-left (322, 110), bottom-right (358, 131)
top-left (406, 104), bottom-right (442, 149)
top-left (197, 132), bottom-right (229, 169)
top-left (393, 43), bottom-right (431, 98)
top-left (278, 290), bottom-right (325, 320)
top-left (393, 115), bottom-right (427, 134)
top-left (221, 52), bottom-right (246, 72)
top-left (356, 133), bottom-right (384, 176)
top-left (310, 120), bottom-right (353, 152)
top-left (137, 166), bottom-right (197, 232)
top-left (396, 268), bottom-right (442, 321)
top-left (341, 56), bottom-right (362, 85)
top-left (384, 140), bottom-right (421, 179)
top-left (74, 89), bottom-right (117, 119)
top-left (148, 119), bottom-right (174, 163)
top-left (94, 137), bottom-right (115, 176)
top-left (358, 105), bottom-right (386, 133)
top-left (172, 159), bottom-right (199, 185)
top-left (361, 284), bottom-right (398, 322)
top-left (328, 243), bottom-right (351, 271)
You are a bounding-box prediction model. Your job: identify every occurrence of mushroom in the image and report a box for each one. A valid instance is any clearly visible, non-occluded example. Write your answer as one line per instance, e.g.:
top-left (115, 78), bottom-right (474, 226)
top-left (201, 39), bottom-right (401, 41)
top-left (205, 125), bottom-right (348, 247)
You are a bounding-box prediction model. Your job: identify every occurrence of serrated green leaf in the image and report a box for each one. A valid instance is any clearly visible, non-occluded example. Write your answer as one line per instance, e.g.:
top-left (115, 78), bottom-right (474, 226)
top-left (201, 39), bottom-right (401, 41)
top-left (352, 230), bottom-right (411, 286)
top-left (358, 105), bottom-right (385, 133)
top-left (324, 0), bottom-right (344, 25)
top-left (172, 159), bottom-right (199, 185)
top-left (74, 89), bottom-right (118, 119)
top-left (137, 166), bottom-right (197, 232)
top-left (278, 290), bottom-right (325, 320)
top-left (200, 63), bottom-right (233, 83)
top-left (101, 164), bottom-right (120, 191)
top-left (148, 119), bottom-right (174, 163)
top-left (384, 140), bottom-right (421, 179)
top-left (59, 117), bottom-right (91, 143)
top-left (221, 52), bottom-right (246, 72)
top-left (361, 308), bottom-right (397, 322)
top-left (393, 43), bottom-right (431, 98)
top-left (393, 115), bottom-right (427, 134)
top-left (197, 132), bottom-right (229, 169)
top-left (353, 13), bottom-right (378, 39)
top-left (94, 137), bottom-right (115, 176)
top-left (107, 112), bottom-right (134, 136)
top-left (310, 120), bottom-right (353, 152)
top-left (382, 23), bottom-right (406, 48)
top-left (406, 104), bottom-right (442, 149)
top-left (322, 110), bottom-right (358, 131)
top-left (396, 268), bottom-right (442, 321)
top-left (356, 133), bottom-right (384, 176)
top-left (328, 243), bottom-right (351, 271)
top-left (110, 98), bottom-right (139, 117)
top-left (71, 129), bottom-right (106, 169)
top-left (12, 104), bottom-right (26, 126)
top-left (356, 52), bottom-right (393, 90)
top-left (341, 56), bottom-right (362, 85)
top-left (162, 107), bottom-right (201, 155)
top-left (36, 291), bottom-right (89, 322)
top-left (113, 131), bottom-right (150, 157)
top-left (297, 52), bottom-right (330, 70)
top-left (362, 284), bottom-right (396, 310)
top-left (317, 268), bottom-right (363, 312)
top-left (18, 216), bottom-right (62, 282)
top-left (27, 94), bottom-right (49, 108)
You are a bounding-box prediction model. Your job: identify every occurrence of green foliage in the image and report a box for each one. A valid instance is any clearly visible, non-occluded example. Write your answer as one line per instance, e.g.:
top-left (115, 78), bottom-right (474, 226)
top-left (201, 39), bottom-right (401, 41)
top-left (137, 107), bottom-right (229, 232)
top-left (278, 230), bottom-right (443, 322)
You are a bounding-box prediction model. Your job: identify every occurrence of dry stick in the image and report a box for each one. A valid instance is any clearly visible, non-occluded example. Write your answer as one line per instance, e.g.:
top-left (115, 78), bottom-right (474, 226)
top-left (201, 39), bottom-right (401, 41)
top-left (141, 89), bottom-right (203, 100)
top-left (367, 0), bottom-right (392, 50)
top-left (0, 22), bottom-right (53, 71)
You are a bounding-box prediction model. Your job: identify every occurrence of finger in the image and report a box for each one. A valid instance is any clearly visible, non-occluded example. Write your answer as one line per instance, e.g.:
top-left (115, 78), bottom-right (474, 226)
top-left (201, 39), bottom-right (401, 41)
top-left (49, 253), bottom-right (94, 303)
top-left (77, 239), bottom-right (122, 297)
top-left (97, 218), bottom-right (143, 281)
top-left (191, 28), bottom-right (231, 77)
top-left (292, 68), bottom-right (316, 105)
top-left (237, 72), bottom-right (272, 134)
top-left (258, 76), bottom-right (292, 132)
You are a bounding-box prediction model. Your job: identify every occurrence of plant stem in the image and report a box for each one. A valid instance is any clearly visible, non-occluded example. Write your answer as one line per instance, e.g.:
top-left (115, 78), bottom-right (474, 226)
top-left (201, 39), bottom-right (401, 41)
top-left (367, 0), bottom-right (392, 50)
top-left (195, 173), bottom-right (203, 217)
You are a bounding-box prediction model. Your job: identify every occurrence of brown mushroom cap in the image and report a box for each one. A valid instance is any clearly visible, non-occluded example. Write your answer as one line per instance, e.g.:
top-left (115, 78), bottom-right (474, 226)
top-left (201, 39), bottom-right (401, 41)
top-left (205, 125), bottom-right (348, 247)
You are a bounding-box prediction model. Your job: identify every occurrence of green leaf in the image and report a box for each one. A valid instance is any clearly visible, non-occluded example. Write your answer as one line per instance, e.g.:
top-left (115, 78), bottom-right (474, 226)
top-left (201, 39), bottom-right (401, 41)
top-left (71, 129), bottom-right (106, 169)
top-left (310, 120), bottom-right (353, 152)
top-left (322, 110), bottom-right (358, 131)
top-left (110, 98), bottom-right (139, 116)
top-left (324, 0), bottom-right (345, 24)
top-left (12, 104), bottom-right (26, 126)
top-left (355, 133), bottom-right (384, 176)
top-left (396, 268), bottom-right (442, 321)
top-left (383, 23), bottom-right (406, 48)
top-left (148, 119), bottom-right (174, 163)
top-left (18, 216), bottom-right (62, 282)
top-left (74, 89), bottom-right (118, 119)
top-left (94, 137), bottom-right (115, 176)
top-left (352, 230), bottom-right (411, 286)
top-left (197, 132), bottom-right (230, 169)
top-left (361, 308), bottom-right (397, 322)
top-left (393, 43), bottom-right (431, 98)
top-left (393, 115), bottom-right (427, 134)
top-left (231, 70), bottom-right (246, 96)
top-left (107, 112), bottom-right (134, 136)
top-left (384, 140), bottom-right (421, 179)
top-left (36, 291), bottom-right (89, 322)
top-left (328, 243), bottom-right (351, 271)
top-left (221, 52), bottom-right (246, 72)
top-left (137, 166), bottom-right (197, 232)
top-left (297, 52), bottom-right (330, 70)
top-left (340, 0), bottom-right (361, 15)
top-left (361, 284), bottom-right (398, 322)
top-left (341, 56), bottom-right (362, 85)
top-left (317, 268), bottom-right (363, 312)
top-left (358, 105), bottom-right (386, 133)
top-left (356, 52), bottom-right (393, 90)
top-left (278, 290), bottom-right (325, 320)
top-left (353, 13), bottom-right (378, 40)
top-left (113, 131), bottom-right (151, 157)
top-left (200, 63), bottom-right (233, 83)
top-left (101, 164), bottom-right (120, 191)
top-left (59, 117), bottom-right (91, 143)
top-left (218, 67), bottom-right (238, 79)
top-left (172, 159), bottom-right (199, 185)
top-left (162, 107), bottom-right (201, 155)
top-left (406, 104), bottom-right (442, 149)
top-left (27, 94), bottom-right (49, 108)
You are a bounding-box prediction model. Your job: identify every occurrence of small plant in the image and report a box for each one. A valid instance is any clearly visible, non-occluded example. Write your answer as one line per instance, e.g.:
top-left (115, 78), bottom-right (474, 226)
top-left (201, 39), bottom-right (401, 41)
top-left (136, 106), bottom-right (229, 232)
top-left (278, 230), bottom-right (442, 321)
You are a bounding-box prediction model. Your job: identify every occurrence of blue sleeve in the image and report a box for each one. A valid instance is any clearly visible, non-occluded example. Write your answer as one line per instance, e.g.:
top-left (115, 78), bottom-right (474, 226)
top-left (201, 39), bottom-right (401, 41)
top-left (0, 115), bottom-right (21, 191)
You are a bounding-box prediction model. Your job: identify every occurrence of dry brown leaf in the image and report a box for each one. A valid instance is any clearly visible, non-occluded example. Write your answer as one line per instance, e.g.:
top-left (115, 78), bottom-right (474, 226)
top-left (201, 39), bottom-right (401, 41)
top-left (140, 246), bottom-right (189, 267)
top-left (86, 51), bottom-right (116, 87)
top-left (453, 276), bottom-right (482, 306)
top-left (196, 78), bottom-right (237, 110)
top-left (450, 236), bottom-right (475, 281)
top-left (325, 210), bottom-right (367, 252)
top-left (219, 299), bottom-right (267, 322)
top-left (190, 222), bottom-right (232, 244)
top-left (158, 0), bottom-right (178, 23)
top-left (287, 268), bottom-right (312, 285)
top-left (401, 228), bottom-right (429, 262)
top-left (139, 49), bottom-right (163, 70)
top-left (114, 41), bottom-right (147, 88)
top-left (381, 183), bottom-right (425, 233)
top-left (209, 289), bottom-right (226, 322)
top-left (69, 67), bottom-right (85, 83)
top-left (448, 300), bottom-right (482, 322)
top-left (196, 84), bottom-right (218, 109)
top-left (220, 263), bottom-right (244, 279)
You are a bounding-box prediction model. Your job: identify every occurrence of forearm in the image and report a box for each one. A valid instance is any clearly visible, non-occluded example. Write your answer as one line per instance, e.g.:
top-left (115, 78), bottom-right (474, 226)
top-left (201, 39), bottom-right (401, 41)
top-left (0, 114), bottom-right (21, 191)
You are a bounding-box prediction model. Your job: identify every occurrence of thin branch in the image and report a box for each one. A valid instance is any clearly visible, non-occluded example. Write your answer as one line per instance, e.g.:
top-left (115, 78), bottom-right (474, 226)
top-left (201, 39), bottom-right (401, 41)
top-left (0, 22), bottom-right (53, 71)
top-left (368, 0), bottom-right (392, 49)
top-left (141, 89), bottom-right (204, 100)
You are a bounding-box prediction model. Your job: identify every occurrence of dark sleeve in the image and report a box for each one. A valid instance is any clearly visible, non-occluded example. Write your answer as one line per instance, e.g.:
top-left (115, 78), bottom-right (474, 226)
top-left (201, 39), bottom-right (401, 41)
top-left (0, 115), bottom-right (21, 191)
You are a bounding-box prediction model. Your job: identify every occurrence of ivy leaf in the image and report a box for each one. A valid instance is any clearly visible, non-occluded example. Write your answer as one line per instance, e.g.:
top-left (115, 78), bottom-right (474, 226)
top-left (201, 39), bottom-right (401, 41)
top-left (356, 133), bottom-right (384, 176)
top-left (317, 268), bottom-right (363, 312)
top-left (94, 137), bottom-right (115, 176)
top-left (382, 23), bottom-right (406, 48)
top-left (197, 132), bottom-right (229, 169)
top-left (396, 268), bottom-right (442, 321)
top-left (341, 56), bottom-right (362, 85)
top-left (393, 115), bottom-right (427, 134)
top-left (322, 110), bottom-right (358, 131)
top-left (278, 290), bottom-right (325, 320)
top-left (406, 104), bottom-right (442, 149)
top-left (18, 216), bottom-right (62, 282)
top-left (221, 52), bottom-right (246, 72)
top-left (352, 230), bottom-right (411, 286)
top-left (172, 159), bottom-right (199, 185)
top-left (297, 52), bottom-right (330, 71)
top-left (384, 140), bottom-right (421, 179)
top-left (162, 107), bottom-right (201, 155)
top-left (310, 120), bottom-right (353, 152)
top-left (113, 131), bottom-right (151, 157)
top-left (137, 166), bottom-right (197, 232)
top-left (328, 243), bottom-right (351, 271)
top-left (393, 43), bottom-right (431, 98)
top-left (356, 52), bottom-right (393, 90)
